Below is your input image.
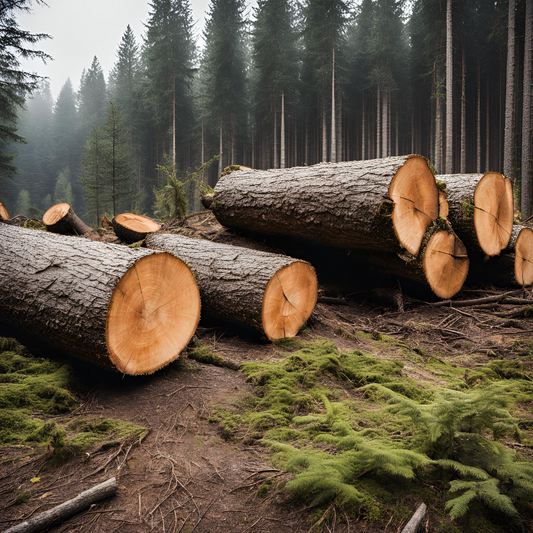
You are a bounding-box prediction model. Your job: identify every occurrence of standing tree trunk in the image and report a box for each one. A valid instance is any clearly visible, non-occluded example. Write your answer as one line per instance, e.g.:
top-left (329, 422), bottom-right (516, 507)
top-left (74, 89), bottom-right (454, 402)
top-left (522, 0), bottom-right (532, 218)
top-left (377, 85), bottom-right (381, 159)
top-left (436, 70), bottom-right (443, 173)
top-left (362, 94), bottom-right (366, 160)
top-left (0, 225), bottom-right (200, 375)
top-left (331, 43), bottom-right (336, 163)
top-left (382, 90), bottom-right (388, 158)
top-left (281, 91), bottom-right (286, 169)
top-left (322, 98), bottom-right (327, 162)
top-left (445, 0), bottom-right (453, 174)
top-left (477, 62), bottom-right (481, 173)
top-left (172, 72), bottom-right (176, 167)
top-left (231, 114), bottom-right (235, 166)
top-left (274, 101), bottom-right (278, 169)
top-left (460, 45), bottom-right (466, 173)
top-left (218, 118), bottom-right (223, 177)
top-left (146, 234), bottom-right (317, 340)
top-left (504, 0), bottom-right (516, 179)
top-left (486, 76), bottom-right (490, 171)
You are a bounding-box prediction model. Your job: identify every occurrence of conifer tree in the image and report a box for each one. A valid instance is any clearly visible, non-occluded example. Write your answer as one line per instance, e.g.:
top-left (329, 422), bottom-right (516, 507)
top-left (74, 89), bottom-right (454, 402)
top-left (78, 57), bottom-right (107, 140)
top-left (54, 167), bottom-right (74, 206)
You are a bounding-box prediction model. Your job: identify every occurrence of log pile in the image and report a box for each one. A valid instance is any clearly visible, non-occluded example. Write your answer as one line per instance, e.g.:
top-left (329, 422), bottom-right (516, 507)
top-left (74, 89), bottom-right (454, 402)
top-left (146, 233), bottom-right (317, 340)
top-left (0, 224), bottom-right (201, 374)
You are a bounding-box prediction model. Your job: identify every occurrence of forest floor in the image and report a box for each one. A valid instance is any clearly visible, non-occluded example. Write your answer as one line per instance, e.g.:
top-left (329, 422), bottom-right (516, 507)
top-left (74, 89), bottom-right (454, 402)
top-left (0, 212), bottom-right (533, 533)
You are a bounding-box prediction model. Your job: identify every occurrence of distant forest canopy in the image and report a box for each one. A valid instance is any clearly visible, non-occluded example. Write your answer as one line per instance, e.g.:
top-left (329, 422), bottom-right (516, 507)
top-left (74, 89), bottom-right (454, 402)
top-left (1, 0), bottom-right (532, 225)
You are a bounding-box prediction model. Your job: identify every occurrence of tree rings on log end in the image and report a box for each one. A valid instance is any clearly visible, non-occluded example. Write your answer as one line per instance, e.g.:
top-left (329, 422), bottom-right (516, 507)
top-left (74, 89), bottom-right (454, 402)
top-left (473, 173), bottom-right (514, 256)
top-left (0, 202), bottom-right (9, 221)
top-left (112, 213), bottom-right (161, 243)
top-left (515, 227), bottom-right (533, 287)
top-left (389, 156), bottom-right (439, 256)
top-left (423, 230), bottom-right (469, 299)
top-left (106, 252), bottom-right (200, 375)
top-left (262, 262), bottom-right (318, 340)
top-left (43, 203), bottom-right (70, 226)
top-left (439, 190), bottom-right (449, 218)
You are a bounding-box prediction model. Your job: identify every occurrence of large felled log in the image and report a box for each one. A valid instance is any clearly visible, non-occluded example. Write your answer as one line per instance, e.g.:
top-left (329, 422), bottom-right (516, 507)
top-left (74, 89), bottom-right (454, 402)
top-left (112, 213), bottom-right (161, 243)
top-left (0, 202), bottom-right (9, 221)
top-left (468, 225), bottom-right (533, 287)
top-left (146, 233), bottom-right (317, 339)
top-left (42, 203), bottom-right (92, 235)
top-left (437, 173), bottom-right (514, 256)
top-left (211, 156), bottom-right (439, 256)
top-left (4, 478), bottom-right (117, 533)
top-left (0, 225), bottom-right (200, 374)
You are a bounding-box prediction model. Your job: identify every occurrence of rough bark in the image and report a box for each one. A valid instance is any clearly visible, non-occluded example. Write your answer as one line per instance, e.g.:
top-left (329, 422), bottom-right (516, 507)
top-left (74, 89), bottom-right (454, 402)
top-left (503, 0), bottom-right (516, 178)
top-left (522, 0), bottom-right (532, 218)
top-left (0, 225), bottom-right (199, 374)
top-left (211, 156), bottom-right (439, 257)
top-left (445, 0), bottom-right (453, 174)
top-left (322, 99), bottom-right (327, 163)
top-left (146, 233), bottom-right (317, 340)
top-left (437, 173), bottom-right (514, 256)
top-left (460, 45), bottom-right (466, 174)
top-left (401, 503), bottom-right (427, 533)
top-left (4, 478), bottom-right (117, 533)
top-left (331, 44), bottom-right (336, 163)
top-left (43, 204), bottom-right (92, 236)
top-left (435, 71), bottom-right (443, 174)
top-left (382, 90), bottom-right (388, 158)
top-left (377, 85), bottom-right (381, 159)
top-left (477, 61), bottom-right (481, 173)
top-left (218, 118), bottom-right (223, 176)
top-left (281, 91), bottom-right (286, 169)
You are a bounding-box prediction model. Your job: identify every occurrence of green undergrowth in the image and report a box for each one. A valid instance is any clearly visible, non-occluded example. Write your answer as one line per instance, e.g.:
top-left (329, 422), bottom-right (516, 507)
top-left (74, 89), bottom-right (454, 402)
top-left (209, 339), bottom-right (533, 531)
top-left (0, 338), bottom-right (147, 452)
top-left (188, 343), bottom-right (226, 366)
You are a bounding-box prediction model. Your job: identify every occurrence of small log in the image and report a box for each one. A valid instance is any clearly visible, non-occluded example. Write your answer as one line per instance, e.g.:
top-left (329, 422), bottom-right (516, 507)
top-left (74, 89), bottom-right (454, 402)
top-left (112, 213), bottom-right (161, 243)
top-left (0, 225), bottom-right (201, 375)
top-left (0, 202), bottom-right (9, 221)
top-left (2, 214), bottom-right (28, 226)
top-left (4, 477), bottom-right (117, 533)
top-left (42, 203), bottom-right (92, 235)
top-left (400, 502), bottom-right (427, 533)
top-left (437, 173), bottom-right (514, 256)
top-left (146, 233), bottom-right (317, 340)
top-left (468, 225), bottom-right (533, 287)
top-left (211, 155), bottom-right (439, 256)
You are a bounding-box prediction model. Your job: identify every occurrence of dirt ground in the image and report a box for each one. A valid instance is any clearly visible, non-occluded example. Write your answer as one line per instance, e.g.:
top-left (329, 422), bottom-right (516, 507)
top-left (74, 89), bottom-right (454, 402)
top-left (1, 213), bottom-right (532, 532)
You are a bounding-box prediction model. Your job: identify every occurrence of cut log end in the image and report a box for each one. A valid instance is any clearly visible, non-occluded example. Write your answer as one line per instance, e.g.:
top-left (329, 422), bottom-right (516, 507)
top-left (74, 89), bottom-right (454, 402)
top-left (439, 190), bottom-right (449, 218)
top-left (423, 230), bottom-right (469, 299)
top-left (389, 156), bottom-right (439, 256)
top-left (43, 203), bottom-right (70, 226)
top-left (515, 227), bottom-right (533, 287)
top-left (106, 253), bottom-right (201, 375)
top-left (262, 262), bottom-right (318, 340)
top-left (112, 213), bottom-right (161, 243)
top-left (474, 172), bottom-right (514, 256)
top-left (0, 202), bottom-right (9, 221)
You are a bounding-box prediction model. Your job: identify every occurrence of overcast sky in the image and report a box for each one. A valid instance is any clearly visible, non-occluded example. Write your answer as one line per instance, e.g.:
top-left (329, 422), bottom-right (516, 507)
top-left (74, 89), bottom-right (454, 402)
top-left (17, 0), bottom-right (257, 99)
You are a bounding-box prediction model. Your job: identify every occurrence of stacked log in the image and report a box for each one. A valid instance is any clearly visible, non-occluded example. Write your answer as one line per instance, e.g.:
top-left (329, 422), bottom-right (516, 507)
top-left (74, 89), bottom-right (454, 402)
top-left (468, 225), bottom-right (533, 287)
top-left (436, 173), bottom-right (514, 256)
top-left (209, 156), bottom-right (469, 299)
top-left (43, 203), bottom-right (92, 235)
top-left (146, 233), bottom-right (318, 340)
top-left (0, 224), bottom-right (201, 375)
top-left (112, 213), bottom-right (161, 243)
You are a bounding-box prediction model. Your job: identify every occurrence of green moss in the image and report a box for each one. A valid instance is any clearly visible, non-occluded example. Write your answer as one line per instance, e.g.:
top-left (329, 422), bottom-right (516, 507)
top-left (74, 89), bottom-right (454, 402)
top-left (15, 492), bottom-right (30, 505)
top-left (0, 338), bottom-right (147, 452)
top-left (436, 179), bottom-right (447, 192)
top-left (463, 197), bottom-right (475, 219)
top-left (188, 343), bottom-right (225, 366)
top-left (128, 241), bottom-right (143, 248)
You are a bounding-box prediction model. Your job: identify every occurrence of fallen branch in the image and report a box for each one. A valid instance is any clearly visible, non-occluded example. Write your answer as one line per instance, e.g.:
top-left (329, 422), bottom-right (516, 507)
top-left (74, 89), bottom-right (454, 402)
top-left (400, 502), bottom-right (427, 533)
top-left (4, 478), bottom-right (117, 533)
top-left (430, 292), bottom-right (526, 308)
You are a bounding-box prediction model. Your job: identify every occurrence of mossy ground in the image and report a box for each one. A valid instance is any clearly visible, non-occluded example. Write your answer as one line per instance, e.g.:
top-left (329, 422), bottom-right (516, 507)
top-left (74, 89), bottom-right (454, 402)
top-left (208, 338), bottom-right (533, 532)
top-left (0, 338), bottom-right (147, 451)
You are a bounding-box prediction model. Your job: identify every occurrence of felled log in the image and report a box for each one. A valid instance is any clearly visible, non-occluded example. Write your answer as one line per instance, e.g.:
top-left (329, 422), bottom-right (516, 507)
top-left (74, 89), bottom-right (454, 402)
top-left (112, 213), bottom-right (161, 243)
top-left (42, 203), bottom-right (92, 235)
top-left (468, 225), bottom-right (533, 287)
top-left (0, 225), bottom-right (200, 374)
top-left (437, 173), bottom-right (514, 256)
top-left (146, 233), bottom-right (317, 340)
top-left (400, 502), bottom-right (427, 533)
top-left (4, 478), bottom-right (117, 533)
top-left (0, 202), bottom-right (9, 221)
top-left (211, 155), bottom-right (440, 256)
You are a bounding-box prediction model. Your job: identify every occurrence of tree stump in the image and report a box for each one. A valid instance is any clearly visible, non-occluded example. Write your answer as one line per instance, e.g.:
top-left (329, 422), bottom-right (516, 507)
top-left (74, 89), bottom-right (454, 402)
top-left (42, 203), bottom-right (92, 235)
top-left (146, 233), bottom-right (317, 339)
top-left (112, 213), bottom-right (161, 243)
top-left (0, 225), bottom-right (201, 374)
top-left (0, 202), bottom-right (9, 221)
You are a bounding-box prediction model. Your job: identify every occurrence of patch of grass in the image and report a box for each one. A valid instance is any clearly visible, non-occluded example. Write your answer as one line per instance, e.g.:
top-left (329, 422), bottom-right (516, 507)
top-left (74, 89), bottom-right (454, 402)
top-left (0, 338), bottom-right (147, 453)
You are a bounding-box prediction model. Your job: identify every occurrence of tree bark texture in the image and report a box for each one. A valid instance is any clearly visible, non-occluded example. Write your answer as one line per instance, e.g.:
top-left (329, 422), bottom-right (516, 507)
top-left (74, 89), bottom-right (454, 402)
top-left (146, 233), bottom-right (317, 338)
top-left (331, 44), bottom-right (336, 163)
top-left (211, 156), bottom-right (438, 256)
top-left (460, 46), bottom-right (466, 174)
top-left (522, 0), bottom-right (532, 218)
top-left (446, 0), bottom-right (453, 174)
top-left (401, 503), bottom-right (427, 533)
top-left (504, 0), bottom-right (516, 178)
top-left (281, 91), bottom-right (286, 168)
top-left (0, 225), bottom-right (185, 373)
top-left (4, 478), bottom-right (117, 533)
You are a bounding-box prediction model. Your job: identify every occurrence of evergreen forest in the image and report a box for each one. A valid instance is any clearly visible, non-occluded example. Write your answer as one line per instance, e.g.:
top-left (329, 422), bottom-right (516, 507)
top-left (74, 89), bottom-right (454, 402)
top-left (1, 0), bottom-right (532, 225)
